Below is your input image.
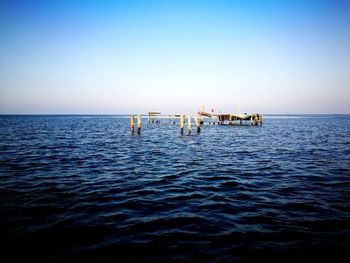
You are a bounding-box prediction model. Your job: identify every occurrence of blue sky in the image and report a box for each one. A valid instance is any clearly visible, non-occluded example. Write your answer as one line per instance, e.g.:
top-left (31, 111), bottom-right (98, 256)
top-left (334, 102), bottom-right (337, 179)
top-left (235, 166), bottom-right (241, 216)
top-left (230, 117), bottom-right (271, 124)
top-left (0, 0), bottom-right (349, 114)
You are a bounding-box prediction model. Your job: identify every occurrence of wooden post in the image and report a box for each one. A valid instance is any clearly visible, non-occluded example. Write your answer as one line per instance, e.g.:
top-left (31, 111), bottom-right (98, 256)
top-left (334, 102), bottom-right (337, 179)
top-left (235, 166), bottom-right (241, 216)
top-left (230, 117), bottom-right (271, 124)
top-left (130, 115), bottom-right (135, 134)
top-left (148, 114), bottom-right (150, 124)
top-left (195, 116), bottom-right (201, 133)
top-left (180, 115), bottom-right (184, 135)
top-left (187, 115), bottom-right (191, 135)
top-left (137, 114), bottom-right (141, 134)
top-left (157, 116), bottom-right (160, 123)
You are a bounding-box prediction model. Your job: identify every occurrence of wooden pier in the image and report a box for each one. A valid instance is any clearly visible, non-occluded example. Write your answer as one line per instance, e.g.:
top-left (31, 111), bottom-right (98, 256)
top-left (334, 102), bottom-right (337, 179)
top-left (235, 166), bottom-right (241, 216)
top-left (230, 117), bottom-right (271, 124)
top-left (131, 109), bottom-right (263, 135)
top-left (197, 111), bottom-right (263, 126)
top-left (148, 111), bottom-right (161, 123)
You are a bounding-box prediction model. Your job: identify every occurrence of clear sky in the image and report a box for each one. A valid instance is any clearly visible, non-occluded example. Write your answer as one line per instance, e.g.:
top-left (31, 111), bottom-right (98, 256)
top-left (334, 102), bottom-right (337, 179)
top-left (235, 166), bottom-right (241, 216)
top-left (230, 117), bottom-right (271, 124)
top-left (0, 0), bottom-right (349, 114)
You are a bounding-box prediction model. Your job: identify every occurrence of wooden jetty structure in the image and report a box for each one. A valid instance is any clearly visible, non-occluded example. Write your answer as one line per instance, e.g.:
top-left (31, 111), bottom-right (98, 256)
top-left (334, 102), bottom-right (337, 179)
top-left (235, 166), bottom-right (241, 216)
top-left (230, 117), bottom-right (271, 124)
top-left (148, 111), bottom-right (161, 123)
top-left (198, 111), bottom-right (263, 126)
top-left (131, 109), bottom-right (263, 135)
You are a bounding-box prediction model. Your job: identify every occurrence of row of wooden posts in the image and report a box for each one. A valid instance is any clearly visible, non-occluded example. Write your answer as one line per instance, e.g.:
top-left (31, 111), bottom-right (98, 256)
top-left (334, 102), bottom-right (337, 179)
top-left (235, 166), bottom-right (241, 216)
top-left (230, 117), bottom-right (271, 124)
top-left (130, 114), bottom-right (142, 134)
top-left (130, 114), bottom-right (201, 135)
top-left (130, 113), bottom-right (262, 135)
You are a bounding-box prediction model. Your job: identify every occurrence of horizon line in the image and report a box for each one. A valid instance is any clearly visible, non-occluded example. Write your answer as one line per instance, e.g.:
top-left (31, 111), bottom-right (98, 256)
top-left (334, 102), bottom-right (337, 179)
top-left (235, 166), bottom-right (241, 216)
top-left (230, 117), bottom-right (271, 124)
top-left (1, 113), bottom-right (350, 116)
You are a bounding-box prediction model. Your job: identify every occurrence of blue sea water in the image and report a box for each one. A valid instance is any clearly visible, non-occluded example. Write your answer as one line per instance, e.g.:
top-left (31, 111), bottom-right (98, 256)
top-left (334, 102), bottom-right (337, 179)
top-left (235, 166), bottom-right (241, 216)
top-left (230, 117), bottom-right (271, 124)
top-left (0, 115), bottom-right (349, 262)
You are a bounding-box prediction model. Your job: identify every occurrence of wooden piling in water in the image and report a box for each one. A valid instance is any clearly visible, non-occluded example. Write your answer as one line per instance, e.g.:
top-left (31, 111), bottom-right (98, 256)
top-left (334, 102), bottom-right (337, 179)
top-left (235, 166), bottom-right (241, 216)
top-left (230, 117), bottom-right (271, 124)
top-left (137, 114), bottom-right (141, 134)
top-left (195, 116), bottom-right (201, 133)
top-left (130, 115), bottom-right (135, 133)
top-left (180, 115), bottom-right (184, 135)
top-left (130, 110), bottom-right (262, 135)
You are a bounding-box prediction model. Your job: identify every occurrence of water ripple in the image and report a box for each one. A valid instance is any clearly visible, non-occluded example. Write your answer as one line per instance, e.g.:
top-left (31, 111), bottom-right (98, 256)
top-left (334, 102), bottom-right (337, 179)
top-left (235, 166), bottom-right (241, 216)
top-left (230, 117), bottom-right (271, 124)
top-left (0, 115), bottom-right (350, 262)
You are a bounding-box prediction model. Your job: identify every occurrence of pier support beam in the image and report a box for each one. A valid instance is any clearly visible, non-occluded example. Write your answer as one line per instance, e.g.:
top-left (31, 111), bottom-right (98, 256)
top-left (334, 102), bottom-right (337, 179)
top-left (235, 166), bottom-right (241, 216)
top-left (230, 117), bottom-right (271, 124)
top-left (137, 114), bottom-right (141, 134)
top-left (180, 115), bottom-right (184, 135)
top-left (195, 116), bottom-right (201, 133)
top-left (188, 115), bottom-right (191, 135)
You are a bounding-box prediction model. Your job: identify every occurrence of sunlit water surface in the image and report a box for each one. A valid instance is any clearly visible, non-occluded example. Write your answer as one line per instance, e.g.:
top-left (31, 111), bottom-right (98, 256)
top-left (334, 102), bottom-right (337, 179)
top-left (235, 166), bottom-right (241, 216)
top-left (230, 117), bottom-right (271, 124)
top-left (0, 115), bottom-right (349, 262)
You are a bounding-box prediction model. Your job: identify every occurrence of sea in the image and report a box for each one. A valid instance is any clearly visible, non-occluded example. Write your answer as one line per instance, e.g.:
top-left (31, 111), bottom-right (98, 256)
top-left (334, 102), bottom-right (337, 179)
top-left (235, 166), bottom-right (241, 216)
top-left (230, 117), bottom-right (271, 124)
top-left (0, 115), bottom-right (349, 262)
